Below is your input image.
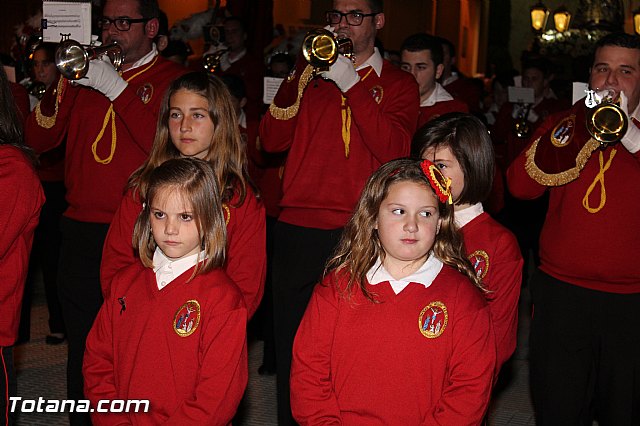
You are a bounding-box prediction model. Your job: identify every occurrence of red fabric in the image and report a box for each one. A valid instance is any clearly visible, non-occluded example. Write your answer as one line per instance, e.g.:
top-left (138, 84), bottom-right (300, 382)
top-left (243, 119), bottom-right (285, 218)
top-left (461, 212), bottom-right (523, 372)
top-left (444, 76), bottom-right (482, 115)
top-left (101, 186), bottom-right (266, 318)
top-left (84, 263), bottom-right (247, 425)
top-left (25, 57), bottom-right (186, 224)
top-left (418, 99), bottom-right (468, 128)
top-left (9, 82), bottom-right (30, 126)
top-left (0, 146), bottom-right (44, 346)
top-left (291, 266), bottom-right (495, 425)
top-left (260, 59), bottom-right (420, 229)
top-left (507, 102), bottom-right (640, 294)
top-left (492, 97), bottom-right (568, 172)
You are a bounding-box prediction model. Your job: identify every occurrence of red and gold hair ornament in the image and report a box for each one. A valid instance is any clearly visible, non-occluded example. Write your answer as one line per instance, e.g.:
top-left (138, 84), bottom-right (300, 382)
top-left (420, 159), bottom-right (452, 204)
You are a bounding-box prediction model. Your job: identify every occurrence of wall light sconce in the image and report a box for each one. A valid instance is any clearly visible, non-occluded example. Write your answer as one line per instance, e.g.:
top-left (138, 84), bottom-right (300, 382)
top-left (553, 6), bottom-right (571, 33)
top-left (634, 8), bottom-right (640, 36)
top-left (530, 2), bottom-right (550, 33)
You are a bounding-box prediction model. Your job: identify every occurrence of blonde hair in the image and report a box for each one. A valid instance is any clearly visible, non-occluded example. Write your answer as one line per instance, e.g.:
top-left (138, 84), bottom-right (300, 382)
top-left (129, 72), bottom-right (250, 206)
top-left (133, 158), bottom-right (226, 279)
top-left (326, 158), bottom-right (483, 301)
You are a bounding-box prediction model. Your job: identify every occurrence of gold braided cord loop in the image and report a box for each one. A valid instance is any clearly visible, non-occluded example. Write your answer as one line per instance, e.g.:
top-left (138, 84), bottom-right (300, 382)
top-left (524, 136), bottom-right (601, 187)
top-left (91, 105), bottom-right (117, 164)
top-left (341, 96), bottom-right (351, 158)
top-left (91, 56), bottom-right (159, 164)
top-left (582, 149), bottom-right (617, 214)
top-left (268, 64), bottom-right (314, 120)
top-left (35, 77), bottom-right (66, 129)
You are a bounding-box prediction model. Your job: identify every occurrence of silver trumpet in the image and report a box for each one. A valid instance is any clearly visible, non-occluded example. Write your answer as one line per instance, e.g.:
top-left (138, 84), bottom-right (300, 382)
top-left (55, 39), bottom-right (124, 80)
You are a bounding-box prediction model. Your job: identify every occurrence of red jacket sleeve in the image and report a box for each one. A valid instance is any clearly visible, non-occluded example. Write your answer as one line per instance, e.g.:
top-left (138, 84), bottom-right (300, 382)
top-left (25, 77), bottom-right (79, 154)
top-left (423, 291), bottom-right (496, 425)
top-left (225, 190), bottom-right (266, 318)
top-left (164, 307), bottom-right (248, 425)
top-left (291, 280), bottom-right (342, 425)
top-left (83, 295), bottom-right (130, 426)
top-left (486, 232), bottom-right (523, 372)
top-left (101, 190), bottom-right (141, 298)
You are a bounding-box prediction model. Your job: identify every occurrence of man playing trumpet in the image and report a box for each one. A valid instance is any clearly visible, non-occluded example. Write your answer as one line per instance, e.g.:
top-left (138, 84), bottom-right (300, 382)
top-left (507, 32), bottom-right (640, 426)
top-left (25, 0), bottom-right (184, 424)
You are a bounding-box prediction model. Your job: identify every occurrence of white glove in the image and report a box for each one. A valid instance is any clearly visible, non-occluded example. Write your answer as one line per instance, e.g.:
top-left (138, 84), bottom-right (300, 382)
top-left (320, 54), bottom-right (359, 92)
top-left (527, 108), bottom-right (539, 123)
top-left (75, 55), bottom-right (128, 102)
top-left (619, 91), bottom-right (640, 153)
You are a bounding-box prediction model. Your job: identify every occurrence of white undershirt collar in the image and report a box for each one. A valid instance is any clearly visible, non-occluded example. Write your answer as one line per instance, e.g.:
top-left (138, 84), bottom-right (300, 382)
top-left (454, 202), bottom-right (484, 228)
top-left (421, 82), bottom-right (454, 107)
top-left (366, 254), bottom-right (443, 294)
top-left (153, 247), bottom-right (205, 290)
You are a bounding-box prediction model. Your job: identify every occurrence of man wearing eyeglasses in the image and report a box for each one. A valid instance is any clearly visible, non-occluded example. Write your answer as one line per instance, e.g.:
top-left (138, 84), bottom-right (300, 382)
top-left (260, 1), bottom-right (419, 424)
top-left (25, 1), bottom-right (184, 424)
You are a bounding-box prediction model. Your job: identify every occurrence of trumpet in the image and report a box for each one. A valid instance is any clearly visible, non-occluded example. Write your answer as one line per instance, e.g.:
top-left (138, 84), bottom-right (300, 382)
top-left (302, 28), bottom-right (353, 73)
top-left (27, 81), bottom-right (47, 100)
top-left (513, 104), bottom-right (532, 139)
top-left (203, 48), bottom-right (229, 74)
top-left (585, 90), bottom-right (627, 145)
top-left (55, 39), bottom-right (124, 80)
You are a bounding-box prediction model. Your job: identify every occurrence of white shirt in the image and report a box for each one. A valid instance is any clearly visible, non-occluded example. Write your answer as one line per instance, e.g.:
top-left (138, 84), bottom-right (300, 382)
top-left (454, 202), bottom-right (484, 229)
top-left (357, 47), bottom-right (383, 77)
top-left (366, 254), bottom-right (443, 295)
top-left (421, 82), bottom-right (454, 107)
top-left (153, 248), bottom-right (205, 290)
top-left (129, 44), bottom-right (159, 70)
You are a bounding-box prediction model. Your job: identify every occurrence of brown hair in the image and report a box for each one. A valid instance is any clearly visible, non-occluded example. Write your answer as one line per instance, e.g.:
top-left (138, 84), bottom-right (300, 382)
top-left (412, 112), bottom-right (494, 206)
top-left (133, 157), bottom-right (226, 278)
top-left (326, 158), bottom-right (483, 302)
top-left (129, 72), bottom-right (250, 206)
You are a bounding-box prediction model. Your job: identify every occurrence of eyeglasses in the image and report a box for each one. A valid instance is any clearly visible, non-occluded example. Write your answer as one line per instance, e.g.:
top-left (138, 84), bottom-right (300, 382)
top-left (325, 10), bottom-right (378, 26)
top-left (97, 17), bottom-right (150, 31)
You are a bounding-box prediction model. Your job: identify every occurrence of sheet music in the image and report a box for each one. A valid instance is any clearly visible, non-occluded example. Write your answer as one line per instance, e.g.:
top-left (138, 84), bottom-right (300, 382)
top-left (42, 1), bottom-right (92, 45)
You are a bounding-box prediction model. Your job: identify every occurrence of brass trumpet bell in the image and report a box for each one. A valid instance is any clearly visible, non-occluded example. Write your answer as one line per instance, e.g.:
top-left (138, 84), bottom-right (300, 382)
top-left (203, 48), bottom-right (229, 74)
top-left (302, 29), bottom-right (353, 71)
top-left (586, 102), bottom-right (627, 145)
top-left (55, 39), bottom-right (124, 80)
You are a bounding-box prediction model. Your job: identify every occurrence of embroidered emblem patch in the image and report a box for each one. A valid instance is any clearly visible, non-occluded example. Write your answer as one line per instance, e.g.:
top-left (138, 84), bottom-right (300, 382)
top-left (222, 204), bottom-right (230, 225)
top-left (370, 85), bottom-right (383, 104)
top-left (468, 250), bottom-right (490, 280)
top-left (173, 300), bottom-right (201, 337)
top-left (136, 83), bottom-right (154, 104)
top-left (418, 301), bottom-right (448, 338)
top-left (551, 115), bottom-right (575, 147)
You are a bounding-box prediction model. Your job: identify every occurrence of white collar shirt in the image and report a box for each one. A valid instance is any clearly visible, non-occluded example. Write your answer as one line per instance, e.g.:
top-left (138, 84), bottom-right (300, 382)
top-left (454, 202), bottom-right (484, 229)
top-left (153, 248), bottom-right (205, 290)
top-left (366, 254), bottom-right (444, 294)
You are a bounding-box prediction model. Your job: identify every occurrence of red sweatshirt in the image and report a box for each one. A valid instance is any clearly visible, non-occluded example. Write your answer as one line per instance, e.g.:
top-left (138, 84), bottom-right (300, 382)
top-left (260, 55), bottom-right (419, 229)
top-left (291, 266), bottom-right (495, 425)
top-left (84, 263), bottom-right (247, 425)
top-left (460, 211), bottom-right (523, 372)
top-left (507, 101), bottom-right (640, 293)
top-left (101, 187), bottom-right (266, 317)
top-left (0, 146), bottom-right (44, 346)
top-left (25, 56), bottom-right (185, 224)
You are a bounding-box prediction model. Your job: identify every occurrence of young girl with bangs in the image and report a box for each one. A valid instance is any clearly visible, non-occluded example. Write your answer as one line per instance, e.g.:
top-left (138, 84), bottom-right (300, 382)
top-left (84, 158), bottom-right (248, 424)
top-left (101, 72), bottom-right (265, 317)
top-left (290, 158), bottom-right (496, 425)
top-left (413, 112), bottom-right (523, 376)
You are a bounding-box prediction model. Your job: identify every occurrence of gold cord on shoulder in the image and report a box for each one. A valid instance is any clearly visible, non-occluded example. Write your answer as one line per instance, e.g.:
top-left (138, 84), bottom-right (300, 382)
top-left (268, 65), bottom-right (314, 120)
top-left (35, 78), bottom-right (65, 129)
top-left (582, 149), bottom-right (617, 213)
top-left (524, 136), bottom-right (601, 186)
